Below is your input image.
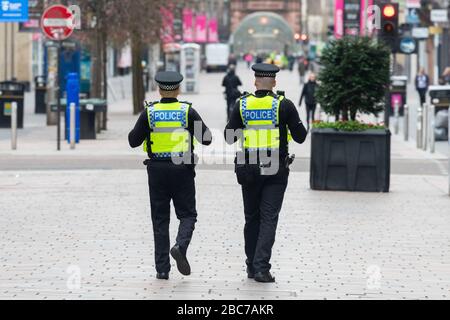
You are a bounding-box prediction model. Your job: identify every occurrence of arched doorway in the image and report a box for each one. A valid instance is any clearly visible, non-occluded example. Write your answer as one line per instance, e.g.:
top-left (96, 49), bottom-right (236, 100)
top-left (231, 12), bottom-right (295, 55)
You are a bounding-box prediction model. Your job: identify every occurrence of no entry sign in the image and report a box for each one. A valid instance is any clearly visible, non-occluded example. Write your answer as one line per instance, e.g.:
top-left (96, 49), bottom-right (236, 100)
top-left (41, 5), bottom-right (75, 41)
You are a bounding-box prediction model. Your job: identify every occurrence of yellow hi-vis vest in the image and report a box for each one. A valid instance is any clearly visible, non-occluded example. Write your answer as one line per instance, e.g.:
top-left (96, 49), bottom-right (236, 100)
top-left (239, 94), bottom-right (284, 150)
top-left (143, 102), bottom-right (191, 158)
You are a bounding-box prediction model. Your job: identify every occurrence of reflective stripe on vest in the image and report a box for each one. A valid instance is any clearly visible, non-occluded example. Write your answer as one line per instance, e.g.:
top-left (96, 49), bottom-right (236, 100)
top-left (143, 102), bottom-right (190, 158)
top-left (240, 95), bottom-right (282, 150)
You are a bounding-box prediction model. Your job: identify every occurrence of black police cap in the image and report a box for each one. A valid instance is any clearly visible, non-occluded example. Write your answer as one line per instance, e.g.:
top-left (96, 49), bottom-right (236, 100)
top-left (155, 71), bottom-right (184, 91)
top-left (252, 63), bottom-right (280, 78)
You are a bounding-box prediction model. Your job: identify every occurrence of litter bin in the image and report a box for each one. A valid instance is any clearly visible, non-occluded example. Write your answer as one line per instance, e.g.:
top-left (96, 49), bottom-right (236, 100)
top-left (51, 98), bottom-right (107, 140)
top-left (389, 76), bottom-right (408, 116)
top-left (429, 85), bottom-right (450, 141)
top-left (35, 76), bottom-right (47, 114)
top-left (0, 81), bottom-right (25, 129)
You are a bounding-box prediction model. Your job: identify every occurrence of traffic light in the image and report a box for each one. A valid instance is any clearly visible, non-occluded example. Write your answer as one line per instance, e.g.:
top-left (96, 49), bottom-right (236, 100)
top-left (379, 3), bottom-right (399, 52)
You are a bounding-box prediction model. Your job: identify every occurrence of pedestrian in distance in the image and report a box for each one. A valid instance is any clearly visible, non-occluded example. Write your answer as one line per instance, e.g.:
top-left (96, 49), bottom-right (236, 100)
top-left (415, 68), bottom-right (429, 106)
top-left (299, 73), bottom-right (319, 130)
top-left (222, 65), bottom-right (243, 121)
top-left (298, 56), bottom-right (307, 84)
top-left (128, 71), bottom-right (212, 280)
top-left (224, 63), bottom-right (308, 283)
top-left (228, 54), bottom-right (238, 68)
top-left (442, 67), bottom-right (450, 85)
top-left (244, 53), bottom-right (254, 69)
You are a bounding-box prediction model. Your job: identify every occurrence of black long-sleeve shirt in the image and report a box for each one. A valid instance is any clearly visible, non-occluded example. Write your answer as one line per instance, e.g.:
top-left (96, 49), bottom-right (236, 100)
top-left (128, 98), bottom-right (212, 159)
top-left (299, 81), bottom-right (318, 106)
top-left (224, 90), bottom-right (308, 158)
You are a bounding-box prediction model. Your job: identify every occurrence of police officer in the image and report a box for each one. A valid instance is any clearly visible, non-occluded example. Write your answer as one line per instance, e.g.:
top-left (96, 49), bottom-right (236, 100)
top-left (129, 71), bottom-right (212, 280)
top-left (224, 64), bottom-right (308, 283)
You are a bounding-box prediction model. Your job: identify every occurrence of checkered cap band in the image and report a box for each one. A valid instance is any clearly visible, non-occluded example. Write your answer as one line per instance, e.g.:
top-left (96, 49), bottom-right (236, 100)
top-left (255, 72), bottom-right (277, 78)
top-left (158, 83), bottom-right (180, 91)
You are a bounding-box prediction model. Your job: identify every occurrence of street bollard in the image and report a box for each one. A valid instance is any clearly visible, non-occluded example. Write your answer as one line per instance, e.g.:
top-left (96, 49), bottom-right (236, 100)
top-left (11, 102), bottom-right (17, 150)
top-left (422, 103), bottom-right (428, 151)
top-left (403, 104), bottom-right (409, 141)
top-left (70, 103), bottom-right (76, 150)
top-left (429, 104), bottom-right (435, 154)
top-left (416, 105), bottom-right (423, 149)
top-left (394, 101), bottom-right (400, 135)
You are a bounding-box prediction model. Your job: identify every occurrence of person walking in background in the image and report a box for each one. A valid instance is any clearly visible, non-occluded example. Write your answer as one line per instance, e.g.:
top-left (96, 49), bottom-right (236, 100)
top-left (222, 65), bottom-right (242, 121)
top-left (244, 53), bottom-right (254, 69)
top-left (288, 54), bottom-right (296, 72)
top-left (298, 55), bottom-right (307, 84)
top-left (228, 54), bottom-right (238, 68)
top-left (415, 68), bottom-right (429, 106)
top-left (255, 54), bottom-right (263, 64)
top-left (299, 73), bottom-right (319, 130)
top-left (442, 67), bottom-right (450, 84)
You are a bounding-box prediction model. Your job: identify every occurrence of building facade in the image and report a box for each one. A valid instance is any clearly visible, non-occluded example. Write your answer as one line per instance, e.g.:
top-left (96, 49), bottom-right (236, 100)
top-left (230, 0), bottom-right (302, 35)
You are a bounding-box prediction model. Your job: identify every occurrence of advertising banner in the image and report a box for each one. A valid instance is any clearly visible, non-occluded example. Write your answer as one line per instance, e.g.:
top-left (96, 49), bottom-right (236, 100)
top-left (183, 8), bottom-right (194, 42)
top-left (334, 0), bottom-right (344, 39)
top-left (208, 17), bottom-right (218, 43)
top-left (0, 0), bottom-right (28, 22)
top-left (195, 14), bottom-right (207, 43)
top-left (360, 0), bottom-right (374, 36)
top-left (160, 6), bottom-right (174, 44)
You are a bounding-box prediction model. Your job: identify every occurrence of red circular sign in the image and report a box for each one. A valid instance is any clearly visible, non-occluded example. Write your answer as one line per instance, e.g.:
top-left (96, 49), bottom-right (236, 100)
top-left (41, 5), bottom-right (75, 41)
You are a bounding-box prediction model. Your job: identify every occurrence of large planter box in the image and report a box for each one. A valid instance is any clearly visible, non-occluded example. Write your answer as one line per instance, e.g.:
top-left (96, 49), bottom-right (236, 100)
top-left (310, 128), bottom-right (391, 192)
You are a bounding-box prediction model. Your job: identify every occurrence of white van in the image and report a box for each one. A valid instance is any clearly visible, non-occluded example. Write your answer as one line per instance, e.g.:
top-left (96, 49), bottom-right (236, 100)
top-left (205, 43), bottom-right (230, 72)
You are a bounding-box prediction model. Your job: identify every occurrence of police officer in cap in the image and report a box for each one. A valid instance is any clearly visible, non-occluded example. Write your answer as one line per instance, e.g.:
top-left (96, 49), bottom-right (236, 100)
top-left (224, 63), bottom-right (307, 283)
top-left (129, 71), bottom-right (212, 280)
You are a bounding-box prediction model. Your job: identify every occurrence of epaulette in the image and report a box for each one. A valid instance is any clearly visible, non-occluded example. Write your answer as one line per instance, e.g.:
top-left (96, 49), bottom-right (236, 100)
top-left (179, 101), bottom-right (193, 106)
top-left (276, 90), bottom-right (286, 98)
top-left (144, 101), bottom-right (158, 108)
top-left (241, 91), bottom-right (252, 98)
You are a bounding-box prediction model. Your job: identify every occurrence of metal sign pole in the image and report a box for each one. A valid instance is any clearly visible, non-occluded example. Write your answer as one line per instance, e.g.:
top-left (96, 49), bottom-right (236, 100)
top-left (448, 106), bottom-right (450, 196)
top-left (422, 103), bottom-right (428, 151)
top-left (394, 101), bottom-right (400, 135)
top-left (70, 102), bottom-right (76, 150)
top-left (11, 102), bottom-right (17, 150)
top-left (404, 104), bottom-right (409, 141)
top-left (4, 23), bottom-right (8, 80)
top-left (57, 41), bottom-right (62, 151)
top-left (11, 22), bottom-right (15, 79)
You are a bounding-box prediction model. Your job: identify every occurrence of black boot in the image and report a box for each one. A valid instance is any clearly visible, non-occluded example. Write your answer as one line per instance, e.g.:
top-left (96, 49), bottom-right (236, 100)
top-left (156, 272), bottom-right (169, 280)
top-left (254, 272), bottom-right (275, 283)
top-left (246, 260), bottom-right (255, 279)
top-left (170, 245), bottom-right (191, 276)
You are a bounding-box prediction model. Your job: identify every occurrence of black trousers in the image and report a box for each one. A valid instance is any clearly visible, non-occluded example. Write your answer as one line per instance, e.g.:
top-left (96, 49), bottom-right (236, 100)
top-left (417, 89), bottom-right (427, 106)
top-left (306, 103), bottom-right (317, 128)
top-left (241, 167), bottom-right (289, 273)
top-left (146, 161), bottom-right (198, 273)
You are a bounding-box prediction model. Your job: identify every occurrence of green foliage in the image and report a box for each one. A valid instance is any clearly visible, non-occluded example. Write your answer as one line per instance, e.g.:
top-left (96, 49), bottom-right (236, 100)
top-left (312, 121), bottom-right (385, 132)
top-left (316, 37), bottom-right (390, 120)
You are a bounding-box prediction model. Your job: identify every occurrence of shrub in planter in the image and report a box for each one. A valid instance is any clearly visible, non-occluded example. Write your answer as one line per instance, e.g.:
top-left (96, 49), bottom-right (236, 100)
top-left (311, 37), bottom-right (391, 193)
top-left (316, 37), bottom-right (390, 121)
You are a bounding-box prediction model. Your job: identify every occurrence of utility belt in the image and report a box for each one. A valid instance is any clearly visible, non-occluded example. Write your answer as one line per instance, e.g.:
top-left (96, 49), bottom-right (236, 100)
top-left (234, 152), bottom-right (295, 186)
top-left (144, 153), bottom-right (198, 172)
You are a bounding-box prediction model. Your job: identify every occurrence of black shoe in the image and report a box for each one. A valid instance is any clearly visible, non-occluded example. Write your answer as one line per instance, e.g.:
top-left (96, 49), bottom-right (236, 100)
top-left (246, 260), bottom-right (255, 279)
top-left (170, 245), bottom-right (191, 276)
top-left (247, 267), bottom-right (255, 279)
top-left (156, 272), bottom-right (169, 280)
top-left (254, 272), bottom-right (275, 283)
